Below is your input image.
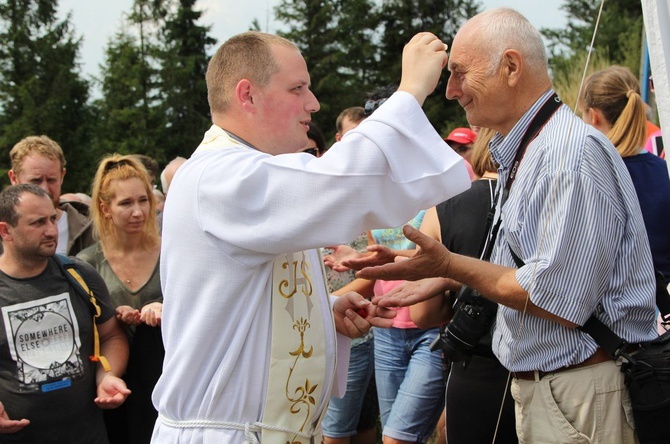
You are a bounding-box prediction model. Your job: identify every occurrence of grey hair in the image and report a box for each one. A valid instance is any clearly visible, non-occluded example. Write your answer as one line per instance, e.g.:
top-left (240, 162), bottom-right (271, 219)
top-left (471, 8), bottom-right (548, 76)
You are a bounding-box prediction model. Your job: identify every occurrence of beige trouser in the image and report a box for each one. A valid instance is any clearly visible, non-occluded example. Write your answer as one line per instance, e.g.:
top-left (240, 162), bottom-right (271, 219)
top-left (511, 360), bottom-right (638, 444)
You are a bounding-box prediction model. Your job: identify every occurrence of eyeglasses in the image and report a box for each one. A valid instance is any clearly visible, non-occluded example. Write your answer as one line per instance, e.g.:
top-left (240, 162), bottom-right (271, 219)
top-left (302, 147), bottom-right (320, 157)
top-left (364, 98), bottom-right (388, 116)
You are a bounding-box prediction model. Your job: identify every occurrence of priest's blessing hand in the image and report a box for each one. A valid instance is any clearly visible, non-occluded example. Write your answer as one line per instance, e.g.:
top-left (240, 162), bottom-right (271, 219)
top-left (333, 292), bottom-right (396, 338)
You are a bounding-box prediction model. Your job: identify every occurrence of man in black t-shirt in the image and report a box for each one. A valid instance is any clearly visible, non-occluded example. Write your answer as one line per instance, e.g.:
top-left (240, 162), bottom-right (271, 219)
top-left (0, 184), bottom-right (130, 444)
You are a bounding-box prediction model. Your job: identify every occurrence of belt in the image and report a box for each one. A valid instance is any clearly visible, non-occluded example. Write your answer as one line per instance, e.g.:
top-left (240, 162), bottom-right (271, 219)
top-left (157, 414), bottom-right (318, 443)
top-left (512, 347), bottom-right (612, 381)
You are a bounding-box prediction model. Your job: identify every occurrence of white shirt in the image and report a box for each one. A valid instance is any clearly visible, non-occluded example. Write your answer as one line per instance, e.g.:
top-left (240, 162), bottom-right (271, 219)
top-left (151, 91), bottom-right (470, 443)
top-left (56, 210), bottom-right (69, 255)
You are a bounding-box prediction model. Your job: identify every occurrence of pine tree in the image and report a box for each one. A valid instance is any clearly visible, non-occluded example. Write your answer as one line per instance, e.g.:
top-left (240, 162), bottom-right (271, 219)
top-left (275, 0), bottom-right (345, 137)
top-left (328, 0), bottom-right (382, 122)
top-left (376, 0), bottom-right (481, 136)
top-left (94, 0), bottom-right (215, 165)
top-left (93, 0), bottom-right (167, 163)
top-left (93, 30), bottom-right (156, 157)
top-left (156, 0), bottom-right (215, 161)
top-left (542, 0), bottom-right (643, 77)
top-left (0, 0), bottom-right (94, 192)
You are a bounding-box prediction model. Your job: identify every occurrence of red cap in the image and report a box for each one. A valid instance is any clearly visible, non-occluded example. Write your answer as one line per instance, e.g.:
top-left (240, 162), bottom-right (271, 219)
top-left (444, 128), bottom-right (477, 145)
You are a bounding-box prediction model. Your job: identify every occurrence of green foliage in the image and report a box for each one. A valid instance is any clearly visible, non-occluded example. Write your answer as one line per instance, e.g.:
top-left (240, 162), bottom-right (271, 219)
top-left (551, 51), bottom-right (612, 114)
top-left (156, 0), bottom-right (215, 162)
top-left (0, 0), bottom-right (642, 189)
top-left (93, 0), bottom-right (214, 171)
top-left (94, 32), bottom-right (153, 158)
top-left (275, 0), bottom-right (377, 137)
top-left (543, 0), bottom-right (643, 83)
top-left (0, 0), bottom-right (94, 193)
top-left (275, 0), bottom-right (481, 140)
top-left (377, 0), bottom-right (480, 136)
top-left (92, 0), bottom-right (166, 171)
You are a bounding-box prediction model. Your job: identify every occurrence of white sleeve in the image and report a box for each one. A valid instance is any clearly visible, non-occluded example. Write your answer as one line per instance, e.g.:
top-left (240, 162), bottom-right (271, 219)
top-left (329, 294), bottom-right (352, 398)
top-left (197, 91), bottom-right (470, 258)
top-left (332, 332), bottom-right (352, 398)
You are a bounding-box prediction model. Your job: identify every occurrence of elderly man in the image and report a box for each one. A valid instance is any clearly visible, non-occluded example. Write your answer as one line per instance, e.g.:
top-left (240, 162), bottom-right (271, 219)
top-left (159, 156), bottom-right (187, 196)
top-left (151, 31), bottom-right (470, 443)
top-left (358, 8), bottom-right (657, 444)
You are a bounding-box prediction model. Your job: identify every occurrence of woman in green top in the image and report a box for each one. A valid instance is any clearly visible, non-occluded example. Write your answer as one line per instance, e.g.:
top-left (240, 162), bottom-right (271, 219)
top-left (78, 154), bottom-right (163, 444)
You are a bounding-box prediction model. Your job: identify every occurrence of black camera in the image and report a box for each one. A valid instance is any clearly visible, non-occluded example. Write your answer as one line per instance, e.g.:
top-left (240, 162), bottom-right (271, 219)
top-left (429, 285), bottom-right (498, 363)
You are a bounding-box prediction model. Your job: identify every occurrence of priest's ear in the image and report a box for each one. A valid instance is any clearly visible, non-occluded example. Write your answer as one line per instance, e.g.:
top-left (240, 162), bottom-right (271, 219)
top-left (235, 79), bottom-right (258, 111)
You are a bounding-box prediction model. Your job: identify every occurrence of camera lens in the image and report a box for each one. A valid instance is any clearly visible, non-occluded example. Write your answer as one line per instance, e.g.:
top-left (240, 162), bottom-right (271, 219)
top-left (430, 286), bottom-right (498, 363)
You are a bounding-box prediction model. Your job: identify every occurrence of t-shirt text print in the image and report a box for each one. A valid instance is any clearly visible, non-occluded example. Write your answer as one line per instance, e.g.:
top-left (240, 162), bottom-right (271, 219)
top-left (2, 293), bottom-right (84, 392)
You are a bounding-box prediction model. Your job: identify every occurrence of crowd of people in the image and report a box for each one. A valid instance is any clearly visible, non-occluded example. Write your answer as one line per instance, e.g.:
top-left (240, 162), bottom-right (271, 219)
top-left (0, 6), bottom-right (668, 444)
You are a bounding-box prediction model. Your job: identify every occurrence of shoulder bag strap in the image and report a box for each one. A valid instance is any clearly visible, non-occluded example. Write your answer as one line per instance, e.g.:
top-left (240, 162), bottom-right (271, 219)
top-left (53, 254), bottom-right (111, 372)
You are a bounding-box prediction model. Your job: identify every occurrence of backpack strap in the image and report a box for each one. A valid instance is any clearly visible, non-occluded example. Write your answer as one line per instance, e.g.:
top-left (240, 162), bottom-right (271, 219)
top-left (655, 270), bottom-right (670, 321)
top-left (53, 254), bottom-right (111, 372)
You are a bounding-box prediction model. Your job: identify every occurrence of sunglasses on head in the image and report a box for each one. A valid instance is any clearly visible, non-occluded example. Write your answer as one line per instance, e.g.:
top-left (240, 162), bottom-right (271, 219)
top-left (364, 98), bottom-right (388, 116)
top-left (302, 147), bottom-right (320, 157)
top-left (103, 159), bottom-right (131, 173)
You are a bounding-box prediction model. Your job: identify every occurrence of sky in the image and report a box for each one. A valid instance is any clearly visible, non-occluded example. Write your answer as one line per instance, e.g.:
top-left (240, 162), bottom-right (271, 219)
top-left (58, 0), bottom-right (569, 80)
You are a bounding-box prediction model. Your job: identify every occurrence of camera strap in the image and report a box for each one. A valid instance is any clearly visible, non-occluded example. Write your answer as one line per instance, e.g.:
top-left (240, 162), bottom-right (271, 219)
top-left (491, 93), bottom-right (670, 359)
top-left (510, 241), bottom-right (670, 359)
top-left (479, 92), bottom-right (562, 261)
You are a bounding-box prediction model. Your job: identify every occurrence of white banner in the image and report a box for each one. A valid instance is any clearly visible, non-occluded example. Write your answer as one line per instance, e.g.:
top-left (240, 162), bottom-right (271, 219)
top-left (642, 0), bottom-right (670, 168)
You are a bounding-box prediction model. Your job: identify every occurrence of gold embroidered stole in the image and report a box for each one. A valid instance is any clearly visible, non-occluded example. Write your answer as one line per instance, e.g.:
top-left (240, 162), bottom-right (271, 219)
top-left (261, 249), bottom-right (333, 444)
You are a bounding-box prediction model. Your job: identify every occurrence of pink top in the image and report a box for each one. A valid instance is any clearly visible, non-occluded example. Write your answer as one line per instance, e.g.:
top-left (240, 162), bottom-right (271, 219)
top-left (465, 159), bottom-right (476, 180)
top-left (374, 279), bottom-right (417, 329)
top-left (644, 129), bottom-right (663, 157)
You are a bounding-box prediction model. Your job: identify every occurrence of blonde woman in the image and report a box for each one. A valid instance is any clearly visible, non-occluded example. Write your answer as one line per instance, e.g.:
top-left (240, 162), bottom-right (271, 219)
top-left (579, 66), bottom-right (670, 285)
top-left (77, 154), bottom-right (163, 444)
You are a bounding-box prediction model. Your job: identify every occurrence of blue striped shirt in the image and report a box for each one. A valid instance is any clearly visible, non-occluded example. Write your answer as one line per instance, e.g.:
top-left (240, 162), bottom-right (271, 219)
top-left (489, 90), bottom-right (658, 372)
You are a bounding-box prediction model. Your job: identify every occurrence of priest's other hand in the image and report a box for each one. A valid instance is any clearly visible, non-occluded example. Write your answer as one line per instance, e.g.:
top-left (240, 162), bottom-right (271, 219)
top-left (333, 292), bottom-right (396, 338)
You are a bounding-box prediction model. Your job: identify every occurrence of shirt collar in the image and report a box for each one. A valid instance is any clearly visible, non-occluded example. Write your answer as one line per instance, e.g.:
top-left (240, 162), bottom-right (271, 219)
top-left (489, 89), bottom-right (556, 170)
top-left (196, 124), bottom-right (259, 153)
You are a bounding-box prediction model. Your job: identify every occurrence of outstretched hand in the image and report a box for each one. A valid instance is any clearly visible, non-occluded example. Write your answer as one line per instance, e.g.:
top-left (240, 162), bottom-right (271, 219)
top-left (0, 401), bottom-right (29, 434)
top-left (323, 245), bottom-right (364, 272)
top-left (116, 305), bottom-right (141, 325)
top-left (372, 277), bottom-right (458, 308)
top-left (140, 302), bottom-right (163, 327)
top-left (357, 225), bottom-right (451, 282)
top-left (95, 374), bottom-right (131, 410)
top-left (332, 292), bottom-right (397, 338)
top-left (343, 245), bottom-right (398, 270)
top-left (324, 244), bottom-right (398, 272)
